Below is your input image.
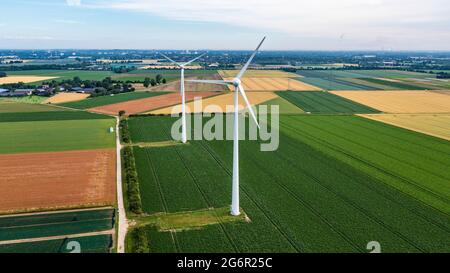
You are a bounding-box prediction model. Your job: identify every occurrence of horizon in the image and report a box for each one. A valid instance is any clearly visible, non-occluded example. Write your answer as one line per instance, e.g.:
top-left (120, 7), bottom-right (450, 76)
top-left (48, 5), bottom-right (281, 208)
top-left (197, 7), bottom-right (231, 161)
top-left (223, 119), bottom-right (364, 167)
top-left (1, 0), bottom-right (450, 51)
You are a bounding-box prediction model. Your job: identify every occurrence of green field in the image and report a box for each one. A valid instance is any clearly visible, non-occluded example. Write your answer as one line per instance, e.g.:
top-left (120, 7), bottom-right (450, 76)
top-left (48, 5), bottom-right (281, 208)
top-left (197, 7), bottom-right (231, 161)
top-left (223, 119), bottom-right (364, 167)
top-left (125, 115), bottom-right (450, 253)
top-left (277, 91), bottom-right (380, 114)
top-left (0, 101), bottom-right (63, 113)
top-left (0, 234), bottom-right (113, 253)
top-left (0, 118), bottom-right (115, 154)
top-left (59, 91), bottom-right (166, 109)
top-left (258, 97), bottom-right (304, 114)
top-left (0, 111), bottom-right (111, 123)
top-left (357, 78), bottom-right (431, 90)
top-left (0, 209), bottom-right (114, 253)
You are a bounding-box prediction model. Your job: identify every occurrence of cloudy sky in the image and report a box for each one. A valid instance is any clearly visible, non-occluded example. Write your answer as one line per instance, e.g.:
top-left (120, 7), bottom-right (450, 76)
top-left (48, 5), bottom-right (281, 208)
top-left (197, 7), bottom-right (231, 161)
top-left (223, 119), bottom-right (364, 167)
top-left (0, 0), bottom-right (449, 50)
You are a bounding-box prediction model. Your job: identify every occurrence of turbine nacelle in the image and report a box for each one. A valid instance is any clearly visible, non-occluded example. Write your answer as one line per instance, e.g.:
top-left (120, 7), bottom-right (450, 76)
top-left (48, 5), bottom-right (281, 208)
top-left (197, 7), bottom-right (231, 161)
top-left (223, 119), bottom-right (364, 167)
top-left (232, 78), bottom-right (241, 87)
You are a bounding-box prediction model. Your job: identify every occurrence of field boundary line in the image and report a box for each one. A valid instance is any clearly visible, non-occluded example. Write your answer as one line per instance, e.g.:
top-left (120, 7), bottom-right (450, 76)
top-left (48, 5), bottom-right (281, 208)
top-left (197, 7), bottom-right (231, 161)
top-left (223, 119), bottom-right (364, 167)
top-left (0, 229), bottom-right (114, 246)
top-left (0, 206), bottom-right (114, 219)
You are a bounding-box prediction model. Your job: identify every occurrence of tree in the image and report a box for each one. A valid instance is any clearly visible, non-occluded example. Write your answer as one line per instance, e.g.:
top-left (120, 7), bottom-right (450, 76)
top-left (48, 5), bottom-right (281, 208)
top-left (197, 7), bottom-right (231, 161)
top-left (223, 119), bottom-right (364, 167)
top-left (155, 74), bottom-right (162, 84)
top-left (143, 77), bottom-right (151, 88)
top-left (162, 78), bottom-right (167, 84)
top-left (150, 79), bottom-right (157, 86)
top-left (0, 71), bottom-right (6, 78)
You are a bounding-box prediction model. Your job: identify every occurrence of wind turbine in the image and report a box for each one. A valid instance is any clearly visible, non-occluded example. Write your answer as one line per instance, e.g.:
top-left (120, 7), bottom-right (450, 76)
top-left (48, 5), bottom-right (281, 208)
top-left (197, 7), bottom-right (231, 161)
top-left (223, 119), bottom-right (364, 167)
top-left (159, 52), bottom-right (206, 143)
top-left (188, 37), bottom-right (266, 216)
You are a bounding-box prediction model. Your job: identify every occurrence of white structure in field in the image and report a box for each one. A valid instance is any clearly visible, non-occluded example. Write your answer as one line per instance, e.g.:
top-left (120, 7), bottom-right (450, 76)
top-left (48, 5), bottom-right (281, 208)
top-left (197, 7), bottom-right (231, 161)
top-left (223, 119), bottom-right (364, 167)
top-left (159, 52), bottom-right (206, 143)
top-left (189, 37), bottom-right (266, 216)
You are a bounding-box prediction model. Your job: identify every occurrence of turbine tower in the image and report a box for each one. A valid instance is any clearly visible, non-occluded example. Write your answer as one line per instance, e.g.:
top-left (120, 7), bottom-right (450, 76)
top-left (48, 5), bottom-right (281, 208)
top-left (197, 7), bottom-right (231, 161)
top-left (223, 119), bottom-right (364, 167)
top-left (188, 37), bottom-right (266, 216)
top-left (159, 52), bottom-right (206, 143)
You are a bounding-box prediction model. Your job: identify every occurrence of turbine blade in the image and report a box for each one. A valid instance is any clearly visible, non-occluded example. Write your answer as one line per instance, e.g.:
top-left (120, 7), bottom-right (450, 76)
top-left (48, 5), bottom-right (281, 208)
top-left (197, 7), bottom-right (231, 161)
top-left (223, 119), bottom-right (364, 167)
top-left (187, 79), bottom-right (232, 86)
top-left (236, 37), bottom-right (266, 79)
top-left (159, 53), bottom-right (182, 67)
top-left (183, 53), bottom-right (207, 66)
top-left (238, 84), bottom-right (259, 129)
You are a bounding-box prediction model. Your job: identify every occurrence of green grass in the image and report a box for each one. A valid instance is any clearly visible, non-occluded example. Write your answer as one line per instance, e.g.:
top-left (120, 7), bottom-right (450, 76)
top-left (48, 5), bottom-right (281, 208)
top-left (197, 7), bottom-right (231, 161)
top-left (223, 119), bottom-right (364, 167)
top-left (3, 95), bottom-right (47, 104)
top-left (7, 70), bottom-right (114, 83)
top-left (126, 115), bottom-right (450, 253)
top-left (0, 101), bottom-right (63, 113)
top-left (0, 234), bottom-right (113, 253)
top-left (0, 119), bottom-right (116, 154)
top-left (0, 208), bottom-right (115, 242)
top-left (277, 91), bottom-right (380, 114)
top-left (296, 77), bottom-right (376, 90)
top-left (258, 96), bottom-right (304, 114)
top-left (0, 111), bottom-right (111, 122)
top-left (59, 91), bottom-right (166, 109)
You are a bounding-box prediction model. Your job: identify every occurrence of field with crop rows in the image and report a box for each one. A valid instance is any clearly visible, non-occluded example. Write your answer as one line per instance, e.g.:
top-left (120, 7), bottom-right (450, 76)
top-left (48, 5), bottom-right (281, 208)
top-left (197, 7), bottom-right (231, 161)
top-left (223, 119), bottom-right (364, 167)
top-left (126, 115), bottom-right (450, 252)
top-left (277, 91), bottom-right (380, 114)
top-left (0, 111), bottom-right (111, 123)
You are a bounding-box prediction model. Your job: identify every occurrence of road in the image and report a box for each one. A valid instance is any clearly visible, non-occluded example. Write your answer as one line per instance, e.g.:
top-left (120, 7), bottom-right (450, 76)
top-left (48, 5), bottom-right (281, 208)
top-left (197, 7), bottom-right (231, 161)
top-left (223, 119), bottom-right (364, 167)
top-left (115, 117), bottom-right (128, 253)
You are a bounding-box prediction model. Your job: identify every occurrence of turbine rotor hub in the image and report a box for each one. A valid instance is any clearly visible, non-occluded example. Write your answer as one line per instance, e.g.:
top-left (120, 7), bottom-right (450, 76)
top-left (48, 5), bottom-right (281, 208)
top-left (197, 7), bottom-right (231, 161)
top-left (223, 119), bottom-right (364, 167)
top-left (232, 78), bottom-right (241, 87)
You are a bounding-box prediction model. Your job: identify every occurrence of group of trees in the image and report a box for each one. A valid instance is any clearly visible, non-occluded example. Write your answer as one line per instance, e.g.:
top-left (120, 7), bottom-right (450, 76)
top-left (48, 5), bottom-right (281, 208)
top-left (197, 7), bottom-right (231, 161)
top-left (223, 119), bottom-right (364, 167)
top-left (112, 65), bottom-right (136, 74)
top-left (142, 74), bottom-right (166, 88)
top-left (0, 71), bottom-right (6, 78)
top-left (436, 72), bottom-right (450, 79)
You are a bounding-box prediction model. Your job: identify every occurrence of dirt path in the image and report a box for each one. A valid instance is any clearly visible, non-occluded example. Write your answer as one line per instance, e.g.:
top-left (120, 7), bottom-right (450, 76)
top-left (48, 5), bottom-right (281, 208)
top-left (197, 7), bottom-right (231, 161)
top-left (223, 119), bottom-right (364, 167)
top-left (115, 117), bottom-right (128, 253)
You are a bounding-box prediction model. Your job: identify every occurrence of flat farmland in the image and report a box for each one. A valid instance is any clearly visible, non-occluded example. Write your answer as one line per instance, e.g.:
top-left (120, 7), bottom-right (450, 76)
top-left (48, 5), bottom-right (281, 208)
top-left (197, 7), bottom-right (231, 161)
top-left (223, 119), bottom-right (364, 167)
top-left (125, 116), bottom-right (450, 252)
top-left (277, 91), bottom-right (380, 114)
top-left (7, 70), bottom-right (114, 82)
top-left (91, 92), bottom-right (217, 116)
top-left (0, 101), bottom-right (62, 113)
top-left (0, 119), bottom-right (115, 154)
top-left (0, 111), bottom-right (111, 123)
top-left (0, 76), bottom-right (58, 84)
top-left (224, 78), bottom-right (321, 91)
top-left (58, 91), bottom-right (164, 109)
top-left (219, 70), bottom-right (299, 78)
top-left (331, 91), bottom-right (450, 113)
top-left (44, 92), bottom-right (90, 104)
top-left (146, 74), bottom-right (229, 92)
top-left (0, 149), bottom-right (116, 213)
top-left (149, 92), bottom-right (277, 114)
top-left (360, 114), bottom-right (450, 141)
top-left (296, 77), bottom-right (376, 90)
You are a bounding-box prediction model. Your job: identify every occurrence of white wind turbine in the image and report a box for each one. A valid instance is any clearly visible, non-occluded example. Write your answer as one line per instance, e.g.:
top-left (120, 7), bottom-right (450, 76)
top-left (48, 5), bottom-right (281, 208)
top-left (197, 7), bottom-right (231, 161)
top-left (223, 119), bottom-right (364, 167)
top-left (188, 37), bottom-right (266, 216)
top-left (159, 52), bottom-right (206, 143)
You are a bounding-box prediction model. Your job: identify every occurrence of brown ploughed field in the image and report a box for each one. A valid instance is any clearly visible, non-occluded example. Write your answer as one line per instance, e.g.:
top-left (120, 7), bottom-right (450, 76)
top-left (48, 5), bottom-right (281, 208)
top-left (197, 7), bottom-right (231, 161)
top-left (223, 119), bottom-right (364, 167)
top-left (0, 148), bottom-right (116, 214)
top-left (88, 92), bottom-right (218, 115)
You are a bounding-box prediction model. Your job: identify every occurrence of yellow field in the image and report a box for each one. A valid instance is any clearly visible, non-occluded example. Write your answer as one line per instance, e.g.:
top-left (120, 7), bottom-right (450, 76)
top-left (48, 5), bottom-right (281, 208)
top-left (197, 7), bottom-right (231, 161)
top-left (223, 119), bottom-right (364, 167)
top-left (223, 77), bottom-right (321, 91)
top-left (331, 91), bottom-right (450, 113)
top-left (44, 92), bottom-right (90, 104)
top-left (149, 92), bottom-right (278, 114)
top-left (360, 114), bottom-right (450, 141)
top-left (219, 70), bottom-right (300, 78)
top-left (0, 76), bottom-right (58, 84)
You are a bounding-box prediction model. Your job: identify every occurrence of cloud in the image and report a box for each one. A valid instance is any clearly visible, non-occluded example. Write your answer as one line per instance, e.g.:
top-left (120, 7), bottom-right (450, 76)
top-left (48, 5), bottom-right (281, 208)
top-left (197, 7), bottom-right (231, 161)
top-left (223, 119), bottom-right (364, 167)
top-left (66, 0), bottom-right (81, 6)
top-left (99, 0), bottom-right (450, 38)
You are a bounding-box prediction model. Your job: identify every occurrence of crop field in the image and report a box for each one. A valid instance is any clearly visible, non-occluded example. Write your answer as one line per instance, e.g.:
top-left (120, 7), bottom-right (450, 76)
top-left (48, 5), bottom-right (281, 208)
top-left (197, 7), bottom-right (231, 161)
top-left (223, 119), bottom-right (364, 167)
top-left (0, 111), bottom-right (111, 123)
top-left (0, 234), bottom-right (113, 253)
top-left (219, 70), bottom-right (300, 78)
top-left (331, 91), bottom-right (450, 113)
top-left (360, 114), bottom-right (450, 141)
top-left (356, 78), bottom-right (432, 90)
top-left (7, 70), bottom-right (114, 82)
top-left (44, 92), bottom-right (90, 104)
top-left (91, 92), bottom-right (217, 116)
top-left (2, 95), bottom-right (47, 104)
top-left (0, 119), bottom-right (115, 154)
top-left (149, 92), bottom-right (277, 114)
top-left (295, 76), bottom-right (377, 90)
top-left (58, 91), bottom-right (165, 109)
top-left (223, 77), bottom-right (322, 91)
top-left (0, 100), bottom-right (63, 113)
top-left (0, 208), bottom-right (114, 253)
top-left (0, 149), bottom-right (116, 213)
top-left (259, 96), bottom-right (305, 114)
top-left (277, 91), bottom-right (380, 114)
top-left (125, 115), bottom-right (450, 252)
top-left (0, 75), bottom-right (58, 84)
top-left (146, 74), bottom-right (229, 92)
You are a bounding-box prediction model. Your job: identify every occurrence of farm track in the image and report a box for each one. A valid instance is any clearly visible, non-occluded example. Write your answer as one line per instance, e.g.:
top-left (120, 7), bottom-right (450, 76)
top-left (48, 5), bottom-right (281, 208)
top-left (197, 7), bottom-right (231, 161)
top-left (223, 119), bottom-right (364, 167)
top-left (0, 230), bottom-right (113, 246)
top-left (280, 117), bottom-right (450, 215)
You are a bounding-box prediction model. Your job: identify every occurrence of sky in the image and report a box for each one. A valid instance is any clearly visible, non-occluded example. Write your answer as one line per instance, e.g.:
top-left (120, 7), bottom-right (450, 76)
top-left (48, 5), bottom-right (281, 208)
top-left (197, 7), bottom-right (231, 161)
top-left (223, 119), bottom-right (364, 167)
top-left (0, 0), bottom-right (449, 50)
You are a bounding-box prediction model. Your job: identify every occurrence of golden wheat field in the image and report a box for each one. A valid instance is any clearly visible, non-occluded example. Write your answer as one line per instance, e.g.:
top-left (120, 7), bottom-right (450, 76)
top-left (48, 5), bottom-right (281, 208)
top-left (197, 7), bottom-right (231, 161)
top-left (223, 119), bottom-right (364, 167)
top-left (360, 114), bottom-right (450, 141)
top-left (44, 92), bottom-right (90, 104)
top-left (331, 91), bottom-right (450, 113)
top-left (218, 70), bottom-right (300, 78)
top-left (0, 76), bottom-right (58, 84)
top-left (223, 77), bottom-right (321, 91)
top-left (149, 91), bottom-right (278, 114)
